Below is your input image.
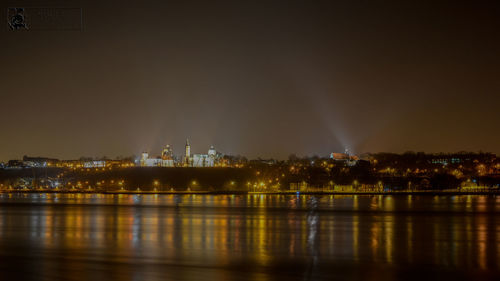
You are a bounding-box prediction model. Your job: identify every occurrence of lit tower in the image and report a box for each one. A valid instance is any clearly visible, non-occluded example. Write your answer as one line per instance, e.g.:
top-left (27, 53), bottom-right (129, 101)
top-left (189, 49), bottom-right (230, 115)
top-left (208, 146), bottom-right (216, 167)
top-left (140, 152), bottom-right (149, 167)
top-left (185, 139), bottom-right (191, 165)
top-left (208, 145), bottom-right (216, 157)
top-left (162, 144), bottom-right (173, 160)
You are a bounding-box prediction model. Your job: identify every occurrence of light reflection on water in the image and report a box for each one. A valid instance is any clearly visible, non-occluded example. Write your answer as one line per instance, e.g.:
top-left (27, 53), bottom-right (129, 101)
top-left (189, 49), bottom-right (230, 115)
top-left (0, 194), bottom-right (499, 280)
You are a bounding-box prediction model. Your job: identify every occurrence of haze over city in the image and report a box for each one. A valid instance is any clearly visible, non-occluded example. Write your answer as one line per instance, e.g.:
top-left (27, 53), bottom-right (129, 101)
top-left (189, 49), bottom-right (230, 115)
top-left (1, 0), bottom-right (499, 161)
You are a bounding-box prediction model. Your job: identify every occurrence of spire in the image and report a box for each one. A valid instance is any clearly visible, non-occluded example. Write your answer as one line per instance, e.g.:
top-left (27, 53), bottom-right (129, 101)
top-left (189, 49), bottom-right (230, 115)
top-left (184, 138), bottom-right (191, 165)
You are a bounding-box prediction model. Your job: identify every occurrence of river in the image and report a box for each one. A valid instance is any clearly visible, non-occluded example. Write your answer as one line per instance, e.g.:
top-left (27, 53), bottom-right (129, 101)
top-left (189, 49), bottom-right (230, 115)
top-left (0, 193), bottom-right (499, 281)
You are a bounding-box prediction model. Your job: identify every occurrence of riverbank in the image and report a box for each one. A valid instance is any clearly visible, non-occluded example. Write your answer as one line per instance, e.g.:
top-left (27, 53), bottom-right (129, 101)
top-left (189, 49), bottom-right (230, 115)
top-left (1, 189), bottom-right (499, 196)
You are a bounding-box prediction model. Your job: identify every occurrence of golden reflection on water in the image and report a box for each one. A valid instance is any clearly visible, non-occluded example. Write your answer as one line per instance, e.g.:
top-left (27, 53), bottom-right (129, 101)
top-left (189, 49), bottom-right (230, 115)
top-left (352, 214), bottom-right (359, 262)
top-left (0, 194), bottom-right (498, 280)
top-left (477, 215), bottom-right (487, 270)
top-left (384, 216), bottom-right (394, 264)
top-left (407, 216), bottom-right (413, 263)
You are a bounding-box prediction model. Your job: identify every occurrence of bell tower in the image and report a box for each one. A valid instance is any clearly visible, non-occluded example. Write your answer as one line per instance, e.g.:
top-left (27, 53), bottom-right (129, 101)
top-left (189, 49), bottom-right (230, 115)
top-left (184, 139), bottom-right (191, 165)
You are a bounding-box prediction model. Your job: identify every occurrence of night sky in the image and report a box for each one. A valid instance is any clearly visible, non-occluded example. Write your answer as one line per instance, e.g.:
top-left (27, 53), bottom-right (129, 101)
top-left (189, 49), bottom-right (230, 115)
top-left (1, 0), bottom-right (499, 161)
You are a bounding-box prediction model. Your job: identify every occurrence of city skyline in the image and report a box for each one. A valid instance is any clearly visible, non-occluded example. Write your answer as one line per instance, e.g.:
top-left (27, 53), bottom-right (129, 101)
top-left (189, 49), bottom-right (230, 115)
top-left (2, 147), bottom-right (497, 166)
top-left (1, 137), bottom-right (499, 161)
top-left (2, 143), bottom-right (498, 163)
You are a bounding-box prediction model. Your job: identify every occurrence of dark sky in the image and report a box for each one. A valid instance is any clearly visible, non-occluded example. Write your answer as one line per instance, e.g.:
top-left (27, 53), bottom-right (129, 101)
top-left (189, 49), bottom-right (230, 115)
top-left (1, 0), bottom-right (499, 161)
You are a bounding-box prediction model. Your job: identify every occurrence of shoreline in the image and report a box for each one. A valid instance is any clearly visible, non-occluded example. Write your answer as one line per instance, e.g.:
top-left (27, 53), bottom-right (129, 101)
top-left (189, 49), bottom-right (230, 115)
top-left (0, 190), bottom-right (499, 196)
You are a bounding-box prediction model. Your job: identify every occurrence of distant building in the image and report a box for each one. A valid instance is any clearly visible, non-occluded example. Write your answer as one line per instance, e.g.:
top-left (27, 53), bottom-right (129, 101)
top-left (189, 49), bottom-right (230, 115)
top-left (7, 160), bottom-right (24, 168)
top-left (190, 146), bottom-right (215, 167)
top-left (161, 144), bottom-right (175, 167)
top-left (191, 146), bottom-right (218, 167)
top-left (162, 144), bottom-right (173, 159)
top-left (430, 157), bottom-right (462, 165)
top-left (330, 153), bottom-right (349, 160)
top-left (330, 149), bottom-right (358, 166)
top-left (140, 152), bottom-right (162, 167)
top-left (140, 139), bottom-right (221, 167)
top-left (427, 153), bottom-right (495, 166)
top-left (140, 144), bottom-right (176, 167)
top-left (83, 160), bottom-right (106, 168)
top-left (184, 139), bottom-right (191, 166)
top-left (22, 156), bottom-right (59, 167)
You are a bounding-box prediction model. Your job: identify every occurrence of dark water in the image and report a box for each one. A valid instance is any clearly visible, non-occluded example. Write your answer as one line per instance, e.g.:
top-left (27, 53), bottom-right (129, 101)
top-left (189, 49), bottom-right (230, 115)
top-left (0, 194), bottom-right (499, 281)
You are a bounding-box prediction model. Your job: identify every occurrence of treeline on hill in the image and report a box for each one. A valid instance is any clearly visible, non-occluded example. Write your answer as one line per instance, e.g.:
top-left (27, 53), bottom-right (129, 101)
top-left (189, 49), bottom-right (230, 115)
top-left (0, 163), bottom-right (498, 191)
top-left (281, 164), bottom-right (468, 190)
top-left (67, 167), bottom-right (255, 191)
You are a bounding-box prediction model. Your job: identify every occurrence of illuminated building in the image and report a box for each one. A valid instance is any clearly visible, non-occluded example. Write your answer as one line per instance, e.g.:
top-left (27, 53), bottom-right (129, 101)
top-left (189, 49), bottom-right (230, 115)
top-left (22, 156), bottom-right (59, 167)
top-left (330, 152), bottom-right (349, 160)
top-left (83, 160), bottom-right (106, 168)
top-left (191, 146), bottom-right (216, 167)
top-left (190, 146), bottom-right (218, 167)
top-left (139, 139), bottom-right (222, 167)
top-left (161, 144), bottom-right (175, 167)
top-left (184, 139), bottom-right (191, 166)
top-left (330, 148), bottom-right (358, 166)
top-left (162, 144), bottom-right (173, 159)
top-left (140, 144), bottom-right (175, 167)
top-left (208, 145), bottom-right (216, 165)
top-left (430, 157), bottom-right (462, 165)
top-left (140, 152), bottom-right (159, 167)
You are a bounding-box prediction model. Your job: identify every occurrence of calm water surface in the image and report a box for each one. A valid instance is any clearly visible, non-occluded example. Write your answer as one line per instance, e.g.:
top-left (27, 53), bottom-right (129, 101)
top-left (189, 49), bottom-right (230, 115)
top-left (0, 193), bottom-right (499, 281)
